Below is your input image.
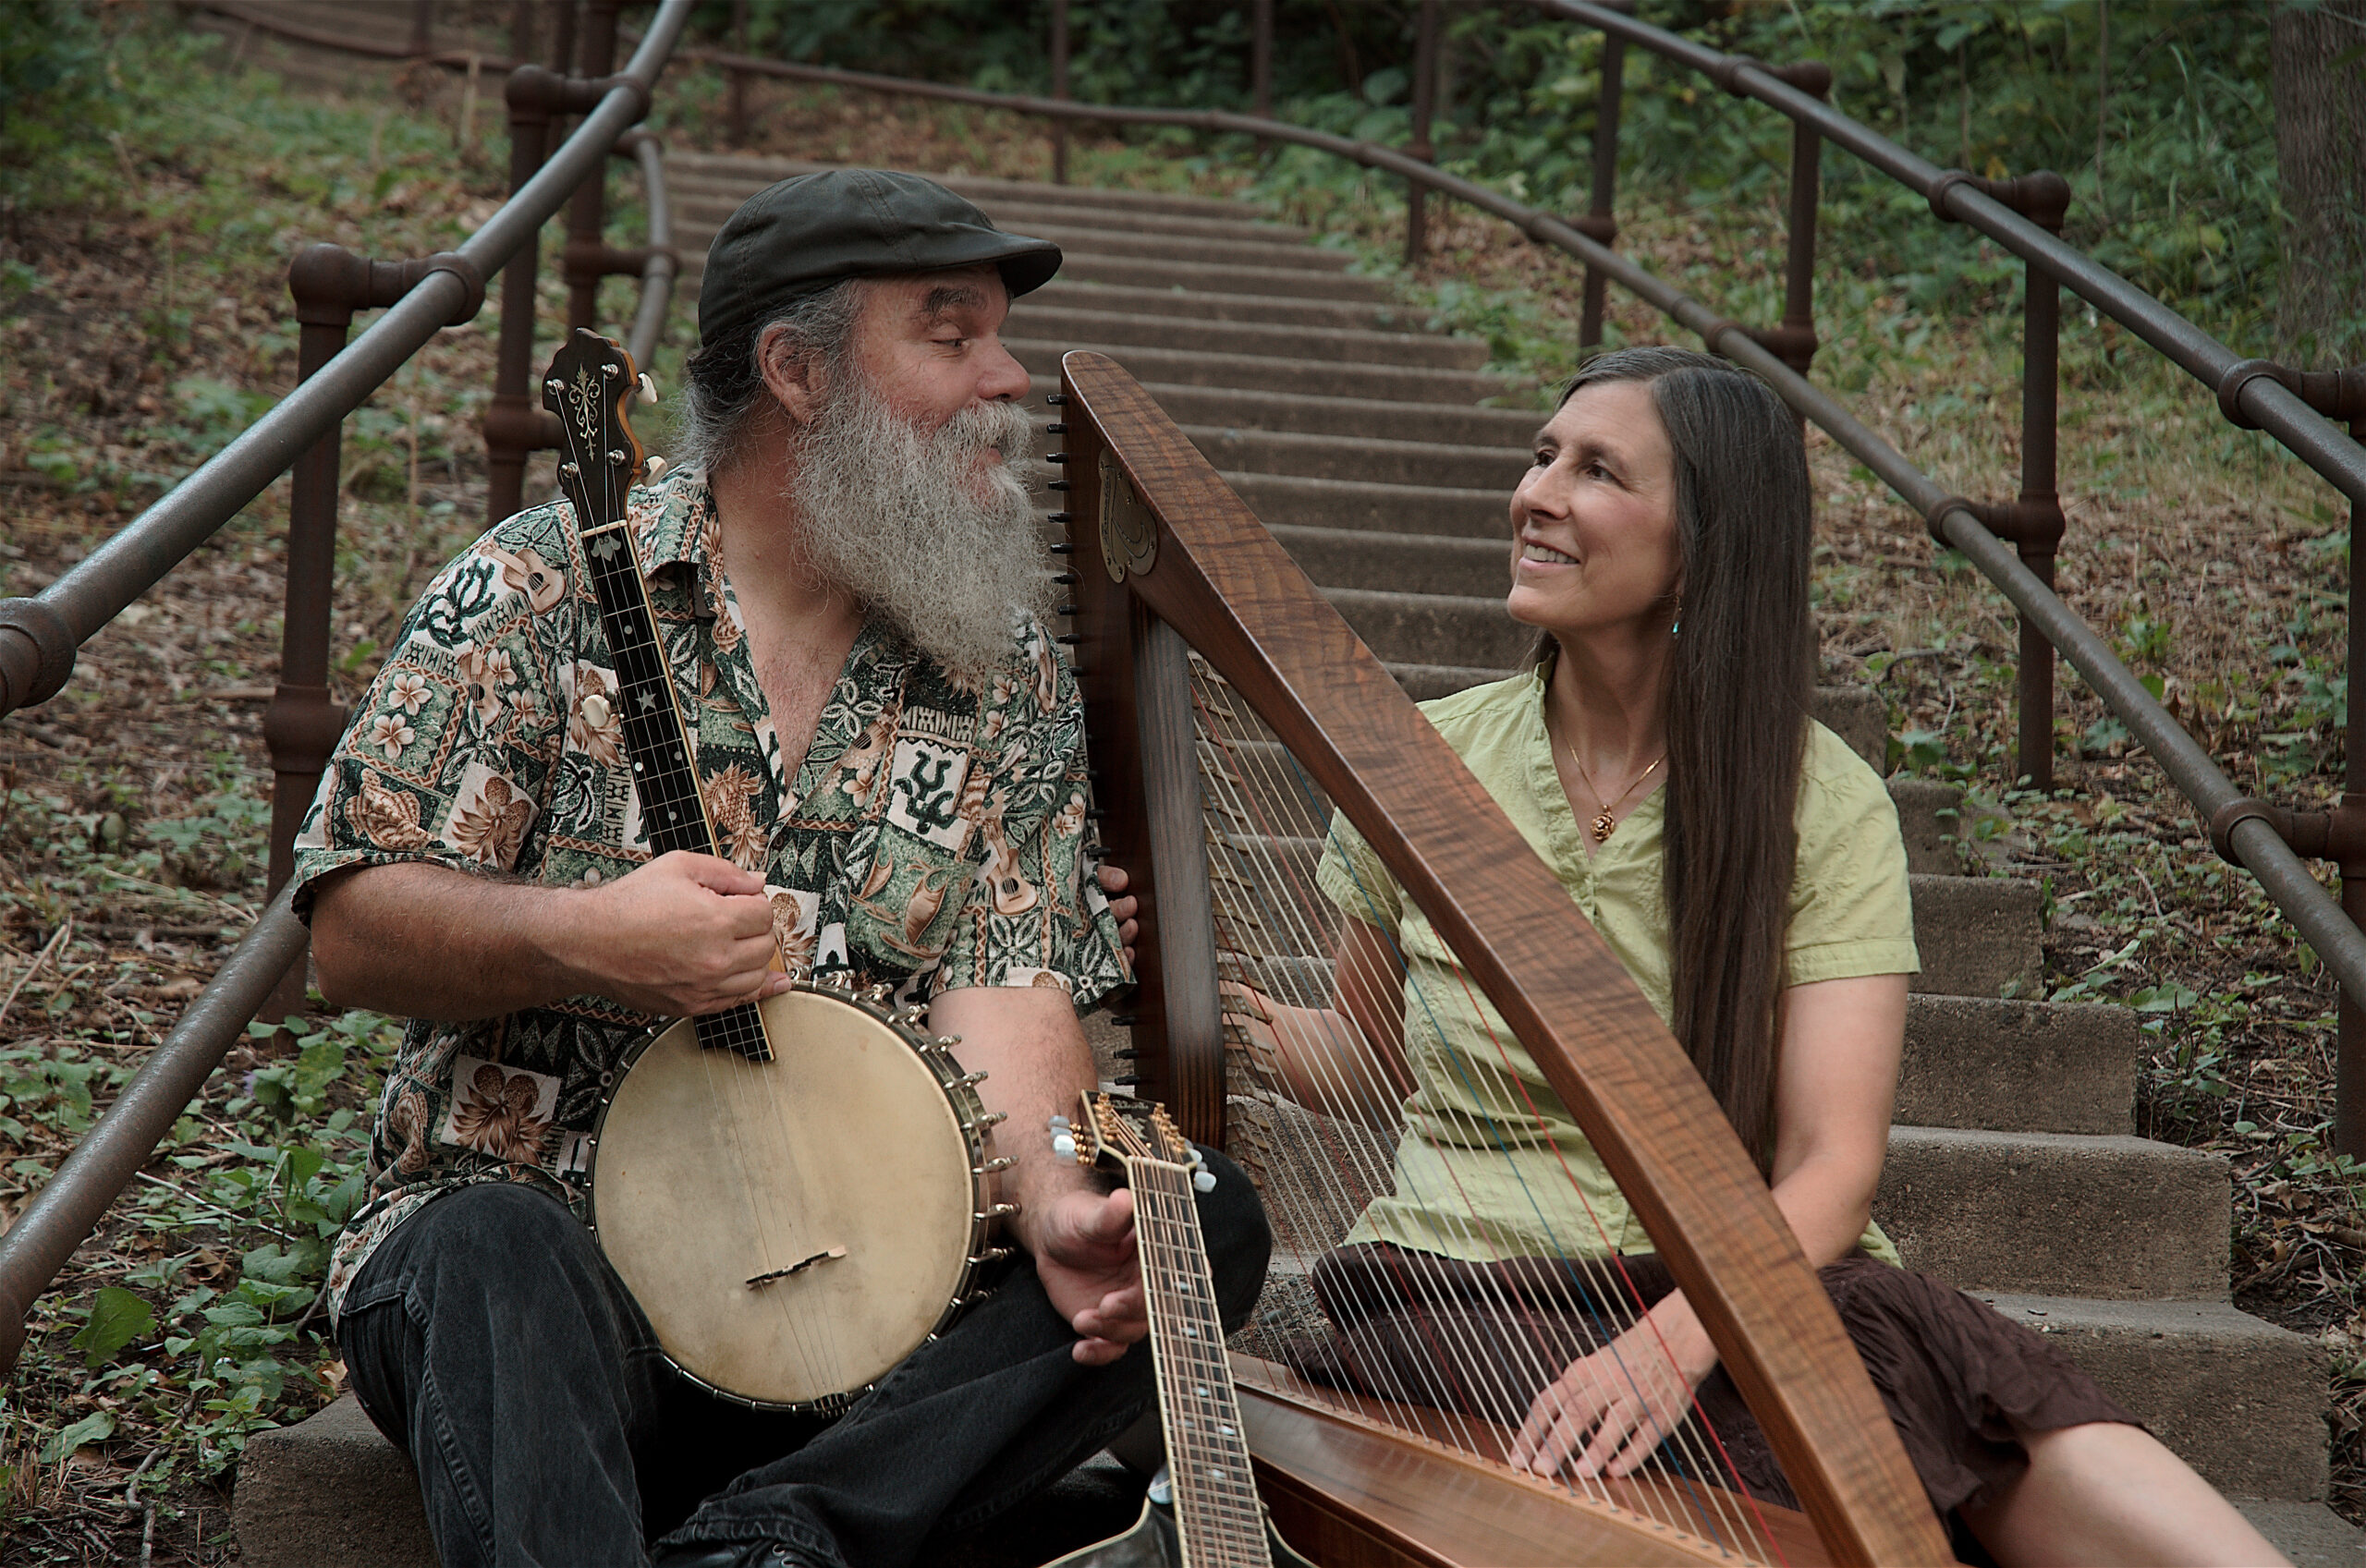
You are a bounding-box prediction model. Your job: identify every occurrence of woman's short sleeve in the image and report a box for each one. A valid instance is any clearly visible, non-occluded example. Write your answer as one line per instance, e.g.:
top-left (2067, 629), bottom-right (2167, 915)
top-left (1314, 808), bottom-right (1406, 933)
top-left (1785, 726), bottom-right (1922, 987)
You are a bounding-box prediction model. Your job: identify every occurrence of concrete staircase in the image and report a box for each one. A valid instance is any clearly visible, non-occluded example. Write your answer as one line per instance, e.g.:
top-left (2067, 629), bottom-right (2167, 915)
top-left (231, 155), bottom-right (2360, 1562)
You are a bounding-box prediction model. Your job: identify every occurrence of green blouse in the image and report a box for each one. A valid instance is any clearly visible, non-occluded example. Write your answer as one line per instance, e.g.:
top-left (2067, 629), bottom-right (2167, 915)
top-left (1314, 667), bottom-right (1917, 1265)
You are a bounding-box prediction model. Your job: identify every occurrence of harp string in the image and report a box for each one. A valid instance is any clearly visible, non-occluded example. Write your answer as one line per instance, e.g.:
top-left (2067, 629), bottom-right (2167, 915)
top-left (1183, 660), bottom-right (1776, 1555)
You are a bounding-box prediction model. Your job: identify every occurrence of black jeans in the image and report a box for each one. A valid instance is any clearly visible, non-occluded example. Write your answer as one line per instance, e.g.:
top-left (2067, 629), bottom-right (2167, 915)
top-left (336, 1154), bottom-right (1269, 1568)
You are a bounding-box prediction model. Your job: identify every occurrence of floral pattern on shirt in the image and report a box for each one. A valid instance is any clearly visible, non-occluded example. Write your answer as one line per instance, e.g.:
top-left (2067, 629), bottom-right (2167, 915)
top-left (291, 471), bottom-right (1128, 1322)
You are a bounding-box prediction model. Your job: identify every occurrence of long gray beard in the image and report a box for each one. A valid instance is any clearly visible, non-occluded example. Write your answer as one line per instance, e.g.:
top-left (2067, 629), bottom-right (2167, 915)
top-left (788, 373), bottom-right (1049, 686)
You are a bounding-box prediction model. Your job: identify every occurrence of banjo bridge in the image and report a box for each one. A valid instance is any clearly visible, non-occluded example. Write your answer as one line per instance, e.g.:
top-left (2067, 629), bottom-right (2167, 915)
top-left (746, 1246), bottom-right (848, 1289)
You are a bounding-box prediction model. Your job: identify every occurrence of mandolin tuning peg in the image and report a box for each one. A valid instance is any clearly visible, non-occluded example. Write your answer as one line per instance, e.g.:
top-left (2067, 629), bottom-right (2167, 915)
top-left (1052, 1131), bottom-right (1077, 1160)
top-left (1193, 1169), bottom-right (1217, 1193)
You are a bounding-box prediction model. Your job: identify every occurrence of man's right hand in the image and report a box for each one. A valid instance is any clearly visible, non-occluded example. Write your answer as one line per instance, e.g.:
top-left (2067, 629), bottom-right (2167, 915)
top-left (556, 851), bottom-right (788, 1017)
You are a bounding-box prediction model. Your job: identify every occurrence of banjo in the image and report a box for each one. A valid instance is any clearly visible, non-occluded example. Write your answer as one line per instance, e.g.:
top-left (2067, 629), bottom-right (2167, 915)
top-left (542, 327), bottom-right (1008, 1412)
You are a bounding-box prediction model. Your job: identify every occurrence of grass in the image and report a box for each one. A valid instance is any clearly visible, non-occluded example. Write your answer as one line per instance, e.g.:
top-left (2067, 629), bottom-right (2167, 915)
top-left (0, 8), bottom-right (2360, 1557)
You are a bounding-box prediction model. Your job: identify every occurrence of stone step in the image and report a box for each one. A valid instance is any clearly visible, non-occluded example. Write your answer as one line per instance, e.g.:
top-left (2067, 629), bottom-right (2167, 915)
top-left (1877, 1126), bottom-right (2230, 1300)
top-left (1216, 470), bottom-right (1506, 539)
top-left (1190, 425), bottom-right (1523, 489)
top-left (1031, 281), bottom-right (1421, 333)
top-left (680, 244), bottom-right (1392, 304)
top-left (1970, 1293), bottom-right (2329, 1504)
top-left (665, 152), bottom-right (1266, 220)
top-left (673, 205), bottom-right (1349, 274)
top-left (1908, 873), bottom-right (2042, 999)
top-left (2230, 1499), bottom-right (2366, 1565)
top-left (1896, 995), bottom-right (2136, 1136)
top-left (1011, 338), bottom-right (1506, 404)
top-left (1889, 776), bottom-right (1966, 876)
top-left (1006, 304), bottom-right (1488, 371)
top-left (1269, 525), bottom-right (1508, 598)
top-left (1101, 379), bottom-right (1541, 444)
top-left (667, 179), bottom-right (1306, 245)
top-left (1325, 586), bottom-right (1532, 672)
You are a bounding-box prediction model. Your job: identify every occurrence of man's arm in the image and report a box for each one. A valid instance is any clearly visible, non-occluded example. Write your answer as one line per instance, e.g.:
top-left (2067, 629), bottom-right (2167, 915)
top-left (929, 984), bottom-right (1145, 1365)
top-left (311, 852), bottom-right (788, 1021)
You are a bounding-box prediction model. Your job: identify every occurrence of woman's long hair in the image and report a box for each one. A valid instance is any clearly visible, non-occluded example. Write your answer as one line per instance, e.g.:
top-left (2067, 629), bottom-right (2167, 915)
top-left (1534, 347), bottom-right (1815, 1172)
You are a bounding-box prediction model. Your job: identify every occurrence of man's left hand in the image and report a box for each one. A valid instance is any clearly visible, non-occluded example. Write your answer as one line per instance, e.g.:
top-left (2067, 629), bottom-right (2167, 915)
top-left (1033, 1184), bottom-right (1145, 1365)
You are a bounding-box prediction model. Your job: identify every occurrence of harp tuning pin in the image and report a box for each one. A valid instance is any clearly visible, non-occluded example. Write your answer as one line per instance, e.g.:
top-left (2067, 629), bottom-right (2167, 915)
top-left (1046, 392), bottom-right (1067, 406)
top-left (637, 371), bottom-right (658, 404)
top-left (1046, 421), bottom-right (1067, 434)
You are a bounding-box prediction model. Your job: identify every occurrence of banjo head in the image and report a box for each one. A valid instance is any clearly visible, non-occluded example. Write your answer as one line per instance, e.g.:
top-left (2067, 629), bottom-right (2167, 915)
top-left (588, 986), bottom-right (986, 1410)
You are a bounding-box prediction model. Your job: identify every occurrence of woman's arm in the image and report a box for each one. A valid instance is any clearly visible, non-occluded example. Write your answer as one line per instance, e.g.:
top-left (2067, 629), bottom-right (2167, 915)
top-left (1225, 917), bottom-right (1415, 1131)
top-left (1509, 971), bottom-right (1909, 1477)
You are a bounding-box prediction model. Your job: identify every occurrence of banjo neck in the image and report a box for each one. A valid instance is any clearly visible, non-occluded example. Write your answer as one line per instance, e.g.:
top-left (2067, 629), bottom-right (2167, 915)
top-left (543, 327), bottom-right (774, 1063)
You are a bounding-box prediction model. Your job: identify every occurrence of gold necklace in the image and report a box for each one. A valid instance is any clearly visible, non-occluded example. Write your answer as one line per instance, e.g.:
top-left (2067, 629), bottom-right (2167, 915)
top-left (1565, 741), bottom-right (1665, 844)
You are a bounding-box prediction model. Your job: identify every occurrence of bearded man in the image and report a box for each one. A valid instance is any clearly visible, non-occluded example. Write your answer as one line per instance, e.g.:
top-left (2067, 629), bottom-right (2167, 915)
top-left (291, 170), bottom-right (1270, 1568)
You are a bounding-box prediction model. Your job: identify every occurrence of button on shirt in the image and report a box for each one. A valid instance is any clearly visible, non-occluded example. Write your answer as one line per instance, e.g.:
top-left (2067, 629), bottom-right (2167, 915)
top-left (291, 473), bottom-right (1128, 1320)
top-left (1314, 668), bottom-right (1917, 1266)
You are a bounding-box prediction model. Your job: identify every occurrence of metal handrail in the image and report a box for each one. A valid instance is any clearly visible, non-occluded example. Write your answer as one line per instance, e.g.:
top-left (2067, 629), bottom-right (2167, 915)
top-left (617, 128), bottom-right (676, 371)
top-left (0, 0), bottom-right (691, 725)
top-left (686, 37), bottom-right (2366, 1076)
top-left (0, 0), bottom-right (695, 1377)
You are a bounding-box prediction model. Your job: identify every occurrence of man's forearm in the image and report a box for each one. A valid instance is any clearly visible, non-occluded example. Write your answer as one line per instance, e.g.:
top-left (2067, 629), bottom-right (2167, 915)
top-left (928, 986), bottom-right (1102, 1256)
top-left (311, 862), bottom-right (592, 1020)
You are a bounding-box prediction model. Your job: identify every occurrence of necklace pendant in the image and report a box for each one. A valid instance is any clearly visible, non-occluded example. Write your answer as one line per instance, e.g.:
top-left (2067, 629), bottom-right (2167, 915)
top-left (1591, 808), bottom-right (1616, 844)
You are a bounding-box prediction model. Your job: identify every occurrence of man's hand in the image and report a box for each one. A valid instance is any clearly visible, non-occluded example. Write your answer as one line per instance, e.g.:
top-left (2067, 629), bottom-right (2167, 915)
top-left (1031, 1184), bottom-right (1146, 1365)
top-left (562, 851), bottom-right (788, 1017)
top-left (1095, 863), bottom-right (1140, 966)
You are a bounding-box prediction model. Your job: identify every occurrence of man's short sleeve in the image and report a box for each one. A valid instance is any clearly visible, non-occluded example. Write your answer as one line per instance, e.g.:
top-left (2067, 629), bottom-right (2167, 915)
top-left (1784, 724), bottom-right (1921, 988)
top-left (289, 516), bottom-right (572, 920)
top-left (930, 629), bottom-right (1129, 1011)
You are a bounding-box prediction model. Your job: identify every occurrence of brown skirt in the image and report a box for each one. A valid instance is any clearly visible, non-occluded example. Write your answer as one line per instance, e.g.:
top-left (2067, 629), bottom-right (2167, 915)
top-left (1285, 1244), bottom-right (2139, 1518)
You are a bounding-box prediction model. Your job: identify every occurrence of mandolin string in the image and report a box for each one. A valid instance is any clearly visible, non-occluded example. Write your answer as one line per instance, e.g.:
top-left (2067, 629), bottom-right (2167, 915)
top-left (1135, 1159), bottom-right (1267, 1564)
top-left (1187, 662), bottom-right (1771, 1554)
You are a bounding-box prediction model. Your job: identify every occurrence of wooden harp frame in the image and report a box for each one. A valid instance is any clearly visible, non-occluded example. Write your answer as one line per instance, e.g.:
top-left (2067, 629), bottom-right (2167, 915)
top-left (1055, 352), bottom-right (1953, 1568)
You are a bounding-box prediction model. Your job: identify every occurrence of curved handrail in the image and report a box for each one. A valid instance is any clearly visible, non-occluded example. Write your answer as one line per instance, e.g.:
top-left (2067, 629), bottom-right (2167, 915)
top-left (616, 128), bottom-right (676, 371)
top-left (0, 0), bottom-right (693, 724)
top-left (0, 0), bottom-right (697, 1379)
top-left (682, 43), bottom-right (2366, 1020)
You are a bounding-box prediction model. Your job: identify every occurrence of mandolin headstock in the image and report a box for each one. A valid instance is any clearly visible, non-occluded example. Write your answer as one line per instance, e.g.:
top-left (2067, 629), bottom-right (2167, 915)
top-left (542, 327), bottom-right (648, 533)
top-left (1057, 1090), bottom-right (1212, 1190)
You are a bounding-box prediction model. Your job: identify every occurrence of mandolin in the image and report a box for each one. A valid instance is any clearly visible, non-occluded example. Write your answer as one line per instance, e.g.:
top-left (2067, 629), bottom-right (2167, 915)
top-left (1043, 1092), bottom-right (1314, 1568)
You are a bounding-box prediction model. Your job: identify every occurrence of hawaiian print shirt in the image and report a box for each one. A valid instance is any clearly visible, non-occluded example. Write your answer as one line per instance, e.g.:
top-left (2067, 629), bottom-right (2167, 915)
top-left (290, 472), bottom-right (1128, 1321)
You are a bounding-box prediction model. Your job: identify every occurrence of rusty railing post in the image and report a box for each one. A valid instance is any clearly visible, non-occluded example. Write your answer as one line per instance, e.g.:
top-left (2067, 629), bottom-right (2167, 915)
top-left (409, 0), bottom-right (432, 56)
top-left (270, 244), bottom-right (478, 1018)
top-left (1252, 0), bottom-right (1273, 156)
top-left (486, 66), bottom-right (558, 524)
top-left (1929, 169), bottom-right (2071, 791)
top-left (2011, 176), bottom-right (2072, 793)
top-left (566, 0), bottom-right (625, 334)
top-left (727, 0), bottom-right (750, 146)
top-left (1575, 4), bottom-right (1630, 353)
top-left (1405, 0), bottom-right (1439, 266)
top-left (1051, 0), bottom-right (1071, 186)
top-left (1765, 62), bottom-right (1830, 381)
top-left (551, 0), bottom-right (579, 78)
top-left (2344, 399), bottom-right (2366, 1155)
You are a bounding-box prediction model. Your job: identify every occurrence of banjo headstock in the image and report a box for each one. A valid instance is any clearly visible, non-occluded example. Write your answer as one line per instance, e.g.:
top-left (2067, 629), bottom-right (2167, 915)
top-left (542, 327), bottom-right (648, 533)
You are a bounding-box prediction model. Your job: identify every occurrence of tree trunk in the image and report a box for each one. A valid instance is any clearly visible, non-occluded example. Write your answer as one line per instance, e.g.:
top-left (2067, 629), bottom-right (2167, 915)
top-left (2273, 0), bottom-right (2366, 362)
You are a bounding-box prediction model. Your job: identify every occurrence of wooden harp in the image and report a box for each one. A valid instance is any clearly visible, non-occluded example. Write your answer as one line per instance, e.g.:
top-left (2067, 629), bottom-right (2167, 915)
top-left (1055, 351), bottom-right (1954, 1567)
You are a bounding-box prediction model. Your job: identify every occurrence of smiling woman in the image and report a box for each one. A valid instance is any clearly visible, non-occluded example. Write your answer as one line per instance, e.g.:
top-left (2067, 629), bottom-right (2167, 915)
top-left (1235, 346), bottom-right (2290, 1566)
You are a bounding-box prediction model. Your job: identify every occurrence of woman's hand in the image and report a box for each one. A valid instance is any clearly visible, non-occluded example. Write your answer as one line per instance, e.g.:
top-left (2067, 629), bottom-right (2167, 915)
top-left (1507, 1291), bottom-right (1720, 1479)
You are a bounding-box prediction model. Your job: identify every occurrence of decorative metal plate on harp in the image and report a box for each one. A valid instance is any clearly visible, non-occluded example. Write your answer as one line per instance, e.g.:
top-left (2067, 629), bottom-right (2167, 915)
top-left (1053, 352), bottom-right (1954, 1567)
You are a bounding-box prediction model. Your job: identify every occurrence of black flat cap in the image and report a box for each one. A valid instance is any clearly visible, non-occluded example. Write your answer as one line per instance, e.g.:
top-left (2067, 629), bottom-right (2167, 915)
top-left (697, 168), bottom-right (1063, 347)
